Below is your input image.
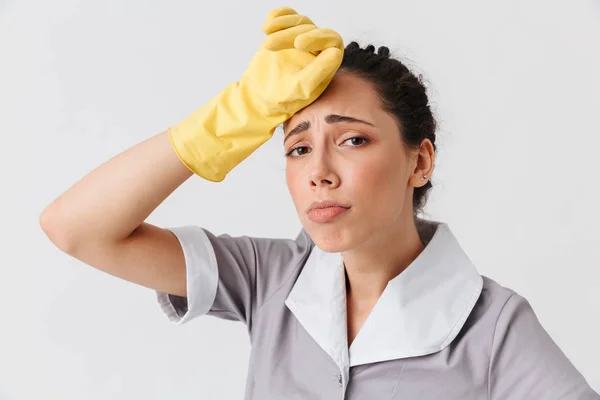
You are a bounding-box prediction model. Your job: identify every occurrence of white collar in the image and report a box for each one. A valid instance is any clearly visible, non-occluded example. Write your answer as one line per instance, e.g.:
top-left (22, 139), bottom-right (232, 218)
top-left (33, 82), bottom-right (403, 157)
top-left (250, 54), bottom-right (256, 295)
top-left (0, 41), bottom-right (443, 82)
top-left (284, 218), bottom-right (483, 379)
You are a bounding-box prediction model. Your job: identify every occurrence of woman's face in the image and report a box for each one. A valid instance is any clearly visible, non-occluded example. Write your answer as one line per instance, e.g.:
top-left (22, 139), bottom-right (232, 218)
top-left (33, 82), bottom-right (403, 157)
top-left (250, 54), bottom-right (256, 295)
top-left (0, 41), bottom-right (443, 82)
top-left (284, 71), bottom-right (422, 253)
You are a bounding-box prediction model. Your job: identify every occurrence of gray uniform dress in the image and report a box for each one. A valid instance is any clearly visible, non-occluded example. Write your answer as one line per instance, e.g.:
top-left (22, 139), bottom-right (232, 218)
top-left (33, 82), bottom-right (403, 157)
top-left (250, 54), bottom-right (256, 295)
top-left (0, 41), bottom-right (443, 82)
top-left (156, 218), bottom-right (599, 399)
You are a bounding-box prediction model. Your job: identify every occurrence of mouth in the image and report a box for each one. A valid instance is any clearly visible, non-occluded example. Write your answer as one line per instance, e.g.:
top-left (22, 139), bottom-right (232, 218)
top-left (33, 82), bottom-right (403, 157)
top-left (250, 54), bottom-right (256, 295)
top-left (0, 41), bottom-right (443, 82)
top-left (306, 200), bottom-right (351, 224)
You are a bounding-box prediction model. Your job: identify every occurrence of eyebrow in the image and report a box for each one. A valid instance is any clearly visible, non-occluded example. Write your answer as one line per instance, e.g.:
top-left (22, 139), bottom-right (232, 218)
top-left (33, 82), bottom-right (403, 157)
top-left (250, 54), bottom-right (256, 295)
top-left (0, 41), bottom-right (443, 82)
top-left (283, 114), bottom-right (376, 143)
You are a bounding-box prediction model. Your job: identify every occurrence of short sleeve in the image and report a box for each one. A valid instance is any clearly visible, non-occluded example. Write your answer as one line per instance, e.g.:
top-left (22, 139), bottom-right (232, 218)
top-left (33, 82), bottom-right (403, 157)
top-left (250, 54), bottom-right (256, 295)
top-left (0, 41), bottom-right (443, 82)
top-left (489, 293), bottom-right (600, 399)
top-left (156, 226), bottom-right (218, 325)
top-left (155, 226), bottom-right (313, 330)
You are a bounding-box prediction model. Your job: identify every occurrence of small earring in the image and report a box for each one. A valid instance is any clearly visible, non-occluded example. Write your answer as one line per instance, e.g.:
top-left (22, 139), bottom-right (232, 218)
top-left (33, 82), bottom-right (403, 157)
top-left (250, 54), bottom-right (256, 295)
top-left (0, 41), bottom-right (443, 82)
top-left (420, 175), bottom-right (427, 181)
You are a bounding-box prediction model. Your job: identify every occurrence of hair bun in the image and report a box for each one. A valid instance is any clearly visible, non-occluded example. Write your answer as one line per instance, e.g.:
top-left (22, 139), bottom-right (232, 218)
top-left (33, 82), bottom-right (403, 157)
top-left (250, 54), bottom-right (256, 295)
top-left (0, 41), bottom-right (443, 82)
top-left (346, 41), bottom-right (360, 50)
top-left (345, 42), bottom-right (390, 58)
top-left (377, 46), bottom-right (390, 58)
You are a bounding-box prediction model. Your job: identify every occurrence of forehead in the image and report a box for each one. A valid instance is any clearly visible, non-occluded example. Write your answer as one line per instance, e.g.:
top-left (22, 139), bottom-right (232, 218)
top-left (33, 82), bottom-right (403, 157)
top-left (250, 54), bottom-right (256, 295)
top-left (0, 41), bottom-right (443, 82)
top-left (320, 71), bottom-right (381, 104)
top-left (285, 71), bottom-right (384, 129)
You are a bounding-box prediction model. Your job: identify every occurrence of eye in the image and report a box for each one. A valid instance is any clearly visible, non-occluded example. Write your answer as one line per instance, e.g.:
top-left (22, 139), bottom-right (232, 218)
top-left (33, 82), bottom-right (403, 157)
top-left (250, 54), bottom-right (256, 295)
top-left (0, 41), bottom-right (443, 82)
top-left (285, 146), bottom-right (311, 158)
top-left (342, 136), bottom-right (369, 147)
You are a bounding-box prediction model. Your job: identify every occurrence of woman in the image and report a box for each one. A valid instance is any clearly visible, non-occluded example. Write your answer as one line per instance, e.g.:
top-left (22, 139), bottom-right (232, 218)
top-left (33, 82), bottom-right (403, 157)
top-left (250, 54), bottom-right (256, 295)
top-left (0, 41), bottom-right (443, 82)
top-left (40, 6), bottom-right (598, 400)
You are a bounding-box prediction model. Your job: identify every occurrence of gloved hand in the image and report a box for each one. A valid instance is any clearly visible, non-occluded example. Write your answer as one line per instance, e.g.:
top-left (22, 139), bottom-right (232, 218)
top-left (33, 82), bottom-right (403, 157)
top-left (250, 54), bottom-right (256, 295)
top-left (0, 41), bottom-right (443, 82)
top-left (168, 6), bottom-right (344, 182)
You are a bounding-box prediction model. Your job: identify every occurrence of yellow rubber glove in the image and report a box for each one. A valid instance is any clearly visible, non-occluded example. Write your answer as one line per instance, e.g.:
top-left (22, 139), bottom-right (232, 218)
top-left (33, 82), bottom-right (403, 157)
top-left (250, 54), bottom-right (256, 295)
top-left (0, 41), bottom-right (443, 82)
top-left (168, 6), bottom-right (344, 182)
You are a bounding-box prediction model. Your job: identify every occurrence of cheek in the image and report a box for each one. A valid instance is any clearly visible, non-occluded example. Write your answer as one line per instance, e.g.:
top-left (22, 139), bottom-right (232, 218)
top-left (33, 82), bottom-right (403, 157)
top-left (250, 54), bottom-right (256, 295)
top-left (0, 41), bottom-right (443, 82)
top-left (345, 153), bottom-right (406, 205)
top-left (285, 165), bottom-right (303, 209)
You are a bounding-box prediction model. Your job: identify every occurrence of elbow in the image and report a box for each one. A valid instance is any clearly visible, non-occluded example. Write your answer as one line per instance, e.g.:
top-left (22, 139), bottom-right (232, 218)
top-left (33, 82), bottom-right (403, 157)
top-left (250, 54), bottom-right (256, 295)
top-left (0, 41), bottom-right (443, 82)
top-left (39, 207), bottom-right (78, 254)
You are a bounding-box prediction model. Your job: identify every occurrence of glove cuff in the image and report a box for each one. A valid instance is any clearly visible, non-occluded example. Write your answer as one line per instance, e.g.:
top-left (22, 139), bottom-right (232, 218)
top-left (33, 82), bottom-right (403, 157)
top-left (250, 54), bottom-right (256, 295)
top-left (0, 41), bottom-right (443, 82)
top-left (168, 82), bottom-right (281, 182)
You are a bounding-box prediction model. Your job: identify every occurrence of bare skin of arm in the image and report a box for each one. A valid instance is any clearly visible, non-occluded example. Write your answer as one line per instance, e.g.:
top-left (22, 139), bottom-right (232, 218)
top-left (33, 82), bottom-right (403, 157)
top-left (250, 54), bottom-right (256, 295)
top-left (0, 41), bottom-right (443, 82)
top-left (39, 130), bottom-right (194, 297)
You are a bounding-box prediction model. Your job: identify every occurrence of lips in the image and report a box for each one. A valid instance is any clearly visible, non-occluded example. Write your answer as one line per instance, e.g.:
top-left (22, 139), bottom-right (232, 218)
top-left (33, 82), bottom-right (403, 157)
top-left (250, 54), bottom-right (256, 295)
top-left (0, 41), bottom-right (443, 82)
top-left (306, 200), bottom-right (351, 223)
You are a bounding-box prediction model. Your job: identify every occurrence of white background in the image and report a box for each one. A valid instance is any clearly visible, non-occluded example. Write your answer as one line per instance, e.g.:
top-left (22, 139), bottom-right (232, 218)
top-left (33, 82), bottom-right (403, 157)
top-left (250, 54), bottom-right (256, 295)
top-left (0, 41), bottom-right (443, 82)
top-left (1, 0), bottom-right (599, 398)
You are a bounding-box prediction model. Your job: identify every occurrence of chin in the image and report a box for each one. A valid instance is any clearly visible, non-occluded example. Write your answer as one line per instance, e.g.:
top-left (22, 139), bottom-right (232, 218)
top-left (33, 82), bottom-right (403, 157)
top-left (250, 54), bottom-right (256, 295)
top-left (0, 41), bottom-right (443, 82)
top-left (304, 224), bottom-right (355, 253)
top-left (313, 240), bottom-right (347, 253)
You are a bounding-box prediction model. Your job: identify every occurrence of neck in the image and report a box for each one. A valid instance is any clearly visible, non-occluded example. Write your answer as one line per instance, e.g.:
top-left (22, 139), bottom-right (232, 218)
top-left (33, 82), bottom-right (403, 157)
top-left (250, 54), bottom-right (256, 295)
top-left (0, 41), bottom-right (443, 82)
top-left (342, 214), bottom-right (425, 302)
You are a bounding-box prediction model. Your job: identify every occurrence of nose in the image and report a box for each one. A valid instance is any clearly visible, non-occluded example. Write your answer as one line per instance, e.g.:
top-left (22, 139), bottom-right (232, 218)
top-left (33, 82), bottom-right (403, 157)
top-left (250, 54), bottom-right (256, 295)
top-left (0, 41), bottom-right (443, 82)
top-left (308, 149), bottom-right (340, 189)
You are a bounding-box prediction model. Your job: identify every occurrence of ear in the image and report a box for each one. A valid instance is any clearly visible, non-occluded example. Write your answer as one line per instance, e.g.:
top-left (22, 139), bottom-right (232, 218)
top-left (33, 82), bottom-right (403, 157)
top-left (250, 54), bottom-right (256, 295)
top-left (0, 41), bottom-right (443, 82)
top-left (409, 139), bottom-right (435, 187)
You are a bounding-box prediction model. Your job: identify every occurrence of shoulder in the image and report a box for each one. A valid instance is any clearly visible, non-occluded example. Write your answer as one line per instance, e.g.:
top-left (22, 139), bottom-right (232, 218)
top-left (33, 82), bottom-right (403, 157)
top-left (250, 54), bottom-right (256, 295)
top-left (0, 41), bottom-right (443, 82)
top-left (205, 227), bottom-right (314, 303)
top-left (467, 277), bottom-right (598, 399)
top-left (465, 276), bottom-right (546, 345)
top-left (478, 276), bottom-right (519, 313)
top-left (456, 276), bottom-right (534, 360)
top-left (463, 276), bottom-right (519, 331)
top-left (250, 228), bottom-right (315, 295)
top-left (194, 225), bottom-right (314, 268)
